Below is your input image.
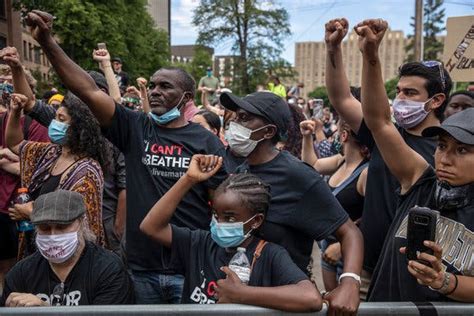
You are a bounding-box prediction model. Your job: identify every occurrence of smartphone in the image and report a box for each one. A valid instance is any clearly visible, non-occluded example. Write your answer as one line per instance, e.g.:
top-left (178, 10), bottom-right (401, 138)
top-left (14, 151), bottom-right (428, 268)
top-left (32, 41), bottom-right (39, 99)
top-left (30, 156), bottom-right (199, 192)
top-left (406, 206), bottom-right (438, 262)
top-left (312, 99), bottom-right (324, 119)
top-left (97, 42), bottom-right (107, 50)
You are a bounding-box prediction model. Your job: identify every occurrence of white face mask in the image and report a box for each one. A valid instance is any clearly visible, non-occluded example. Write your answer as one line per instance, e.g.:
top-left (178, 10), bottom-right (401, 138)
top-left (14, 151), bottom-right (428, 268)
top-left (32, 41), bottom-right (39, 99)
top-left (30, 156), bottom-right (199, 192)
top-left (224, 122), bottom-right (272, 157)
top-left (36, 231), bottom-right (79, 264)
top-left (392, 98), bottom-right (432, 129)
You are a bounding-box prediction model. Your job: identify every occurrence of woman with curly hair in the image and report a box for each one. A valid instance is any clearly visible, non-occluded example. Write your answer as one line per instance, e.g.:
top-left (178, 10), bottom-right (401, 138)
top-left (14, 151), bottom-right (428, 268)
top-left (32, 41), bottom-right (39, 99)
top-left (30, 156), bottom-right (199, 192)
top-left (6, 92), bottom-right (107, 259)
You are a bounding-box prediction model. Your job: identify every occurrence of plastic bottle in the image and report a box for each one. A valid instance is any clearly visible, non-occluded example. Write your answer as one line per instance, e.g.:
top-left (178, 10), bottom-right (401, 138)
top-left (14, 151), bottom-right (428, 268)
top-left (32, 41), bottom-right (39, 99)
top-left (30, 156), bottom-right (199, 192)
top-left (14, 188), bottom-right (34, 232)
top-left (228, 247), bottom-right (251, 284)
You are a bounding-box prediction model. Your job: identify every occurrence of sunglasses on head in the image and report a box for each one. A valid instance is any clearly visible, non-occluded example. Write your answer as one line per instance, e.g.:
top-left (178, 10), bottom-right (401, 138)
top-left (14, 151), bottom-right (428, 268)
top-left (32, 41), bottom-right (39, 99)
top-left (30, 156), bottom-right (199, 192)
top-left (421, 60), bottom-right (446, 91)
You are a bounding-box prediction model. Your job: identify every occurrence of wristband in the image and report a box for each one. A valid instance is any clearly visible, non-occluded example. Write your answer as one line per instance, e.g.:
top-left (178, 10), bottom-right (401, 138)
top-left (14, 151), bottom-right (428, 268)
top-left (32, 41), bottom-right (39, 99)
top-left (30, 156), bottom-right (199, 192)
top-left (444, 273), bottom-right (458, 296)
top-left (429, 272), bottom-right (450, 293)
top-left (338, 272), bottom-right (361, 285)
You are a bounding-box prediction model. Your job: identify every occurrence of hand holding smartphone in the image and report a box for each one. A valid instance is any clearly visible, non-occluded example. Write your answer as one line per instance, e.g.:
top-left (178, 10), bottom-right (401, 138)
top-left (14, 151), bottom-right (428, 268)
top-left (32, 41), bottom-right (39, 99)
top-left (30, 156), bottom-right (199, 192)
top-left (406, 206), bottom-right (439, 263)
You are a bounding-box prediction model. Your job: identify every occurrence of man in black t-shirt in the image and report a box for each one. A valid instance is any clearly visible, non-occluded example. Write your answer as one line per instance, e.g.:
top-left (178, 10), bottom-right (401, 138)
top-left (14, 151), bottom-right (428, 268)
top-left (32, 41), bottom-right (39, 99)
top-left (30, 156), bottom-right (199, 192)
top-left (324, 18), bottom-right (452, 278)
top-left (220, 91), bottom-right (363, 315)
top-left (1, 190), bottom-right (133, 306)
top-left (111, 57), bottom-right (129, 95)
top-left (25, 11), bottom-right (228, 304)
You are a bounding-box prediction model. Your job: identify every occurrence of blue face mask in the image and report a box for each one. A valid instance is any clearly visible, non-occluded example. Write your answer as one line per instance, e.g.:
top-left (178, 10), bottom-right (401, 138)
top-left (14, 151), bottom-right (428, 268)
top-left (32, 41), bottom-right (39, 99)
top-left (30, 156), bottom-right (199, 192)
top-left (210, 214), bottom-right (257, 248)
top-left (48, 119), bottom-right (69, 145)
top-left (206, 71), bottom-right (212, 77)
top-left (148, 92), bottom-right (188, 125)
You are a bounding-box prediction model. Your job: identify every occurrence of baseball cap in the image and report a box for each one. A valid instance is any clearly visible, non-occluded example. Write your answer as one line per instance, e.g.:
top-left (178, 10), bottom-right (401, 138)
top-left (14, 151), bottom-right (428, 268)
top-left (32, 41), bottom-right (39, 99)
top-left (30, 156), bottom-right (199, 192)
top-left (88, 70), bottom-right (109, 94)
top-left (31, 190), bottom-right (86, 225)
top-left (111, 57), bottom-right (122, 64)
top-left (422, 108), bottom-right (474, 145)
top-left (220, 91), bottom-right (290, 139)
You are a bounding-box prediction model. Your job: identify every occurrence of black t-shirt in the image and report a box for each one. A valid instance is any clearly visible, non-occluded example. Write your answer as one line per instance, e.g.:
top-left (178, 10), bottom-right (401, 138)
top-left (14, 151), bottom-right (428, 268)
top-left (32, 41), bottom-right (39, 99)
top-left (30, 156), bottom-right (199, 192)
top-left (236, 151), bottom-right (349, 272)
top-left (103, 105), bottom-right (228, 272)
top-left (357, 120), bottom-right (436, 272)
top-left (1, 242), bottom-right (134, 306)
top-left (223, 147), bottom-right (246, 173)
top-left (170, 225), bottom-right (308, 304)
top-left (102, 144), bottom-right (126, 220)
top-left (368, 167), bottom-right (474, 301)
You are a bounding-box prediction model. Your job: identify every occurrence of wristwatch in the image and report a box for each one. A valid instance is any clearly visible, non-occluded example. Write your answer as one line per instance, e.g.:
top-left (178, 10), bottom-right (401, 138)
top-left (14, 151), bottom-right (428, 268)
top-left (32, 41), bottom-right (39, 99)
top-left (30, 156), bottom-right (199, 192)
top-left (338, 272), bottom-right (361, 285)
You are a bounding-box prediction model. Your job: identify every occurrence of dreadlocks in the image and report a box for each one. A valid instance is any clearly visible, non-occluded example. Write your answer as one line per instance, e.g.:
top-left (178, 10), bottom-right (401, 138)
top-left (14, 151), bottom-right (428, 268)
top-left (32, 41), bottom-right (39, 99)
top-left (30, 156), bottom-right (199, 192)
top-left (215, 173), bottom-right (271, 216)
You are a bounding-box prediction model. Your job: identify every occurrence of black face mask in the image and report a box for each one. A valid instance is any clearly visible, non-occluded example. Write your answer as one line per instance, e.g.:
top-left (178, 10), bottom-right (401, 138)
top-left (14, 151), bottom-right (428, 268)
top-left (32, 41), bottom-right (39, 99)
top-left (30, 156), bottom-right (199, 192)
top-left (434, 180), bottom-right (474, 211)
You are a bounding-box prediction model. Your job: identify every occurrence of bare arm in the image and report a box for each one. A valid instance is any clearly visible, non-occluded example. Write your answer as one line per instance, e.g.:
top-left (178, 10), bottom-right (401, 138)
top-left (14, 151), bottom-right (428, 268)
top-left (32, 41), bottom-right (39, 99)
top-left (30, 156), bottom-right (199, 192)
top-left (356, 19), bottom-right (428, 193)
top-left (300, 120), bottom-right (343, 175)
top-left (0, 160), bottom-right (20, 176)
top-left (93, 49), bottom-right (122, 103)
top-left (325, 18), bottom-right (363, 133)
top-left (136, 78), bottom-right (150, 114)
top-left (140, 155), bottom-right (223, 248)
top-left (0, 47), bottom-right (35, 112)
top-left (227, 279), bottom-right (321, 312)
top-left (26, 11), bottom-right (115, 126)
top-left (5, 95), bottom-right (27, 155)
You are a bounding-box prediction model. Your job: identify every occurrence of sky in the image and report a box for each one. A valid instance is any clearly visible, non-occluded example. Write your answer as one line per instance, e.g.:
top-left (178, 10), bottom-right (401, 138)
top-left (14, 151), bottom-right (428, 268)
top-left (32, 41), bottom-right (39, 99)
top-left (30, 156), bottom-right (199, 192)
top-left (170, 0), bottom-right (473, 65)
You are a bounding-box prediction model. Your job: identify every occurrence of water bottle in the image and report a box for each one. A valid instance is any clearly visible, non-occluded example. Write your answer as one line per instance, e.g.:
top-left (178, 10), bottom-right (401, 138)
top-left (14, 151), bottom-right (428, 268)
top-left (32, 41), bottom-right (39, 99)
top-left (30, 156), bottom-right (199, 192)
top-left (228, 247), bottom-right (251, 284)
top-left (15, 188), bottom-right (34, 232)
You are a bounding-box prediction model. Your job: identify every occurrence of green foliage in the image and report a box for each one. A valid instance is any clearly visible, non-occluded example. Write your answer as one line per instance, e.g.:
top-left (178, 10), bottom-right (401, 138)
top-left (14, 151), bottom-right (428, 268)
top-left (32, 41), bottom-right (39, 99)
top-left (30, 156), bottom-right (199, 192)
top-left (192, 0), bottom-right (291, 94)
top-left (405, 0), bottom-right (445, 62)
top-left (308, 86), bottom-right (330, 108)
top-left (14, 0), bottom-right (169, 82)
top-left (384, 77), bottom-right (398, 100)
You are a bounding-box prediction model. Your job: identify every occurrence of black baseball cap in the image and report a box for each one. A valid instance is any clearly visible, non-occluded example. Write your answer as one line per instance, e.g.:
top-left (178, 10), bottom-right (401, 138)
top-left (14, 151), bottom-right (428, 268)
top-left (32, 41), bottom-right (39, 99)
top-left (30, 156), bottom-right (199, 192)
top-left (422, 108), bottom-right (474, 145)
top-left (220, 91), bottom-right (290, 139)
top-left (111, 57), bottom-right (123, 64)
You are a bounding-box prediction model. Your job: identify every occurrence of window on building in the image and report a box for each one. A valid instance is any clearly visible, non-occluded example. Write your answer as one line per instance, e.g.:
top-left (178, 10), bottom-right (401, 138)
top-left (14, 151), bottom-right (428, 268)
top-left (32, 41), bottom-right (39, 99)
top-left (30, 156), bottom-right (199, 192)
top-left (34, 47), bottom-right (41, 64)
top-left (0, 35), bottom-right (6, 50)
top-left (0, 0), bottom-right (6, 19)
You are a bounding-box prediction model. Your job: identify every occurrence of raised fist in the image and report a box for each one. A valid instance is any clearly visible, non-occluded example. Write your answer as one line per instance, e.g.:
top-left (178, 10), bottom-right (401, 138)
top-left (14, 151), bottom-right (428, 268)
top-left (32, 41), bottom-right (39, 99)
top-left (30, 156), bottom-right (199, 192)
top-left (136, 77), bottom-right (148, 88)
top-left (0, 47), bottom-right (21, 69)
top-left (354, 19), bottom-right (388, 56)
top-left (300, 120), bottom-right (316, 136)
top-left (9, 94), bottom-right (29, 113)
top-left (92, 49), bottom-right (111, 63)
top-left (25, 10), bottom-right (55, 43)
top-left (325, 18), bottom-right (349, 49)
top-left (185, 154), bottom-right (223, 183)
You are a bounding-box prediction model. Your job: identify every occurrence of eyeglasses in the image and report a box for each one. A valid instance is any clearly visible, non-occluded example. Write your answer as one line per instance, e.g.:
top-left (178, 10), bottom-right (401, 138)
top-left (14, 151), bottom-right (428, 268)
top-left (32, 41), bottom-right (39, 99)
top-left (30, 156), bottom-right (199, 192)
top-left (421, 60), bottom-right (446, 91)
top-left (51, 282), bottom-right (65, 306)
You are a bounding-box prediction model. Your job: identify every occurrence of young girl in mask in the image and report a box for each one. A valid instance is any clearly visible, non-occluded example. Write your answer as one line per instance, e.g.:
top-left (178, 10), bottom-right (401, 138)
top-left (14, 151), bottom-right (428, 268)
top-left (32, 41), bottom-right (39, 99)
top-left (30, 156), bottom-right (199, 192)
top-left (6, 93), bottom-right (108, 259)
top-left (140, 154), bottom-right (322, 311)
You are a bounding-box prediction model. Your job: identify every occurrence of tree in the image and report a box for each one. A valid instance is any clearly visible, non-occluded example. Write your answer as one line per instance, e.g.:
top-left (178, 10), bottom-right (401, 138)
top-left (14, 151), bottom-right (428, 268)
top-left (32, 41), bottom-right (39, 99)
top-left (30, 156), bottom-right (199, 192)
top-left (384, 78), bottom-right (398, 100)
top-left (405, 0), bottom-right (445, 61)
top-left (308, 86), bottom-right (330, 108)
top-left (192, 0), bottom-right (291, 94)
top-left (14, 0), bottom-right (169, 82)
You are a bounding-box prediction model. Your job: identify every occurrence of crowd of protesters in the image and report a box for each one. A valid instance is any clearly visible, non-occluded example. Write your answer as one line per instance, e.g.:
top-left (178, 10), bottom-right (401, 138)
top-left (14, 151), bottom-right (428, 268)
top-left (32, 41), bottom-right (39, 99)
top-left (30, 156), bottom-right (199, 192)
top-left (0, 10), bottom-right (473, 315)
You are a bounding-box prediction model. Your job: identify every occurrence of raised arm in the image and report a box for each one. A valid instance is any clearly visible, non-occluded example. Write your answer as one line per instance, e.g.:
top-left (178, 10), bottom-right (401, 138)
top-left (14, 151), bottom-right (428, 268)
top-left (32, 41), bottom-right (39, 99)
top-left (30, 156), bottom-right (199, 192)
top-left (325, 18), bottom-right (363, 133)
top-left (5, 94), bottom-right (28, 155)
top-left (25, 10), bottom-right (115, 126)
top-left (0, 47), bottom-right (35, 112)
top-left (300, 119), bottom-right (344, 175)
top-left (140, 155), bottom-right (223, 248)
top-left (356, 19), bottom-right (428, 193)
top-left (92, 48), bottom-right (122, 103)
top-left (136, 77), bottom-right (150, 113)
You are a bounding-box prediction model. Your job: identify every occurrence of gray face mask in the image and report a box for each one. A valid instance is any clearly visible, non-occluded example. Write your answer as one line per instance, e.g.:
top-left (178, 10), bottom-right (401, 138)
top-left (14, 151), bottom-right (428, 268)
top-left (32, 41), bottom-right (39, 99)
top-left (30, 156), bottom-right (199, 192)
top-left (434, 181), bottom-right (474, 211)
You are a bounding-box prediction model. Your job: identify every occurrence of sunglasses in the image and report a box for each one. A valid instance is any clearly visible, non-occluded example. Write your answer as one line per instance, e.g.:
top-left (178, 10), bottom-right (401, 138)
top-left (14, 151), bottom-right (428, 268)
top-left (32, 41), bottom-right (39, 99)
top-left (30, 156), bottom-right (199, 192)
top-left (421, 60), bottom-right (446, 91)
top-left (51, 282), bottom-right (65, 306)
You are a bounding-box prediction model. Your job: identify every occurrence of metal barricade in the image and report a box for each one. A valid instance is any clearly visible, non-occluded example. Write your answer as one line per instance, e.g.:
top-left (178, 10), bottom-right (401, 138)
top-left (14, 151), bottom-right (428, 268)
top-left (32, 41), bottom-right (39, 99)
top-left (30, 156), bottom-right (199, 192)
top-left (1, 302), bottom-right (473, 315)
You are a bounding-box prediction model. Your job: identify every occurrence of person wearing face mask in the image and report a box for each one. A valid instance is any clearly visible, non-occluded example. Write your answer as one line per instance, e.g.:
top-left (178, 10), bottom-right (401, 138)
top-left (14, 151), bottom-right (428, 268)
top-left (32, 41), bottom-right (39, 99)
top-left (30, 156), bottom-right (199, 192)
top-left (220, 91), bottom-right (364, 316)
top-left (324, 18), bottom-right (453, 284)
top-left (140, 154), bottom-right (322, 311)
top-left (356, 17), bottom-right (474, 302)
top-left (5, 93), bottom-right (107, 259)
top-left (22, 10), bottom-right (228, 304)
top-left (1, 190), bottom-right (134, 306)
top-left (198, 66), bottom-right (219, 106)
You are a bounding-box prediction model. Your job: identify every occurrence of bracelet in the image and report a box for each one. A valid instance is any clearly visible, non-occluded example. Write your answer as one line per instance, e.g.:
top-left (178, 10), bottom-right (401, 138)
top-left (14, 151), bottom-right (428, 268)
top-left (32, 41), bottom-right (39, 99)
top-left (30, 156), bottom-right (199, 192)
top-left (429, 272), bottom-right (450, 293)
top-left (338, 272), bottom-right (361, 285)
top-left (444, 273), bottom-right (458, 296)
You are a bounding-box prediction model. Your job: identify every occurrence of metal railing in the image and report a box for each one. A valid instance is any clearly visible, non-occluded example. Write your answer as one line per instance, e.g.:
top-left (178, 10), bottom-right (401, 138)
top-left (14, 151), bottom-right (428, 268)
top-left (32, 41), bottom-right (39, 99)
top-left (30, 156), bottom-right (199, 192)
top-left (1, 302), bottom-right (473, 315)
